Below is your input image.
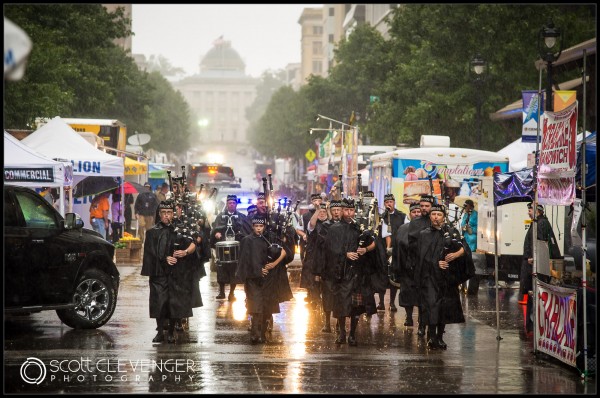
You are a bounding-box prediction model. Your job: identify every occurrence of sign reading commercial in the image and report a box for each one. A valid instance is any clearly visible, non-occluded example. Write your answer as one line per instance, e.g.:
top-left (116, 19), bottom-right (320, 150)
top-left (4, 167), bottom-right (54, 183)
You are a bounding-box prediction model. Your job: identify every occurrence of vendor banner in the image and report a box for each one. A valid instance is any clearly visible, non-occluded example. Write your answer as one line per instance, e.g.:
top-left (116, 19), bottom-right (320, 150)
top-left (535, 279), bottom-right (578, 368)
top-left (522, 90), bottom-right (544, 143)
top-left (538, 102), bottom-right (577, 178)
top-left (537, 176), bottom-right (575, 206)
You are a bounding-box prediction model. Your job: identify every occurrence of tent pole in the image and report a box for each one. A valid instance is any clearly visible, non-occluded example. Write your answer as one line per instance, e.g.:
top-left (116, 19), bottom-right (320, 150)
top-left (59, 186), bottom-right (65, 217)
top-left (580, 49), bottom-right (588, 379)
top-left (494, 202), bottom-right (501, 341)
top-left (531, 64), bottom-right (543, 355)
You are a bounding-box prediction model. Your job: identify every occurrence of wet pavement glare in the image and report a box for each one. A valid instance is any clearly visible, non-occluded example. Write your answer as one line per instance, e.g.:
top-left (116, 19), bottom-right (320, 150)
top-left (4, 263), bottom-right (596, 394)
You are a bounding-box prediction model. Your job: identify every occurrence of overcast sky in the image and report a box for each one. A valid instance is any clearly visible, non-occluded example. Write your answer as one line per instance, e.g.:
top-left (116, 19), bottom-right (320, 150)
top-left (131, 4), bottom-right (320, 78)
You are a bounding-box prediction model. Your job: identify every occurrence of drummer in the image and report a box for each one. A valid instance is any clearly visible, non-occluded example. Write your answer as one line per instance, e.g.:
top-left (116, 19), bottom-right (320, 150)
top-left (210, 194), bottom-right (249, 301)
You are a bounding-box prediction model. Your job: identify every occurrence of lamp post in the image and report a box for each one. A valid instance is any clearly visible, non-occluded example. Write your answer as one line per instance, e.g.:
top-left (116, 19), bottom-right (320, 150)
top-left (470, 54), bottom-right (486, 149)
top-left (538, 18), bottom-right (563, 112)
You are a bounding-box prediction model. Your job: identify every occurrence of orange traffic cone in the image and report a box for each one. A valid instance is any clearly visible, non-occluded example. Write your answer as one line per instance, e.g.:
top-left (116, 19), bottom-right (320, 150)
top-left (518, 293), bottom-right (528, 305)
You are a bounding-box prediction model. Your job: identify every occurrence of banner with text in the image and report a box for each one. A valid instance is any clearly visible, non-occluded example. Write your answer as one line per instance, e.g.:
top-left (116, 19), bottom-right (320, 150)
top-left (522, 90), bottom-right (544, 143)
top-left (539, 101), bottom-right (578, 178)
top-left (535, 279), bottom-right (578, 368)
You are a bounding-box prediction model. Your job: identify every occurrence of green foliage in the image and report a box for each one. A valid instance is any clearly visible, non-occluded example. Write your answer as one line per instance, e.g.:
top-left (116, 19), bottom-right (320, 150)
top-left (254, 4), bottom-right (595, 157)
top-left (4, 4), bottom-right (191, 153)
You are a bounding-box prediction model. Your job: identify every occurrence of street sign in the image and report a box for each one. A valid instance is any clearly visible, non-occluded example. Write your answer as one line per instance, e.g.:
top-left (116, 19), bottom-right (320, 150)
top-left (370, 95), bottom-right (380, 104)
top-left (305, 148), bottom-right (316, 163)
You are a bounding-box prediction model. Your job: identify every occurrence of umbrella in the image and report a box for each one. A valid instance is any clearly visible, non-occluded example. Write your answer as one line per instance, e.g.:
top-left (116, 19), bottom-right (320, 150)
top-left (73, 176), bottom-right (121, 198)
top-left (454, 195), bottom-right (478, 209)
top-left (115, 181), bottom-right (146, 195)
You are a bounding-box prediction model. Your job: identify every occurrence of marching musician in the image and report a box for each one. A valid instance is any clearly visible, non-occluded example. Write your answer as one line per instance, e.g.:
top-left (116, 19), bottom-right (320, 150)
top-left (254, 191), bottom-right (295, 333)
top-left (375, 193), bottom-right (406, 312)
top-left (313, 199), bottom-right (343, 333)
top-left (141, 200), bottom-right (196, 344)
top-left (407, 194), bottom-right (435, 337)
top-left (324, 197), bottom-right (377, 346)
top-left (236, 215), bottom-right (286, 344)
top-left (211, 194), bottom-right (249, 301)
top-left (302, 203), bottom-right (329, 310)
top-left (394, 203), bottom-right (422, 327)
top-left (299, 195), bottom-right (324, 308)
top-left (414, 204), bottom-right (473, 350)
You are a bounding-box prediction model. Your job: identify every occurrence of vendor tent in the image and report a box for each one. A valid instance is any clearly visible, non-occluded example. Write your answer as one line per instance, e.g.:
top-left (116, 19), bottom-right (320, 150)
top-left (22, 116), bottom-right (124, 221)
top-left (4, 131), bottom-right (73, 215)
top-left (125, 157), bottom-right (147, 175)
top-left (23, 116), bottom-right (124, 178)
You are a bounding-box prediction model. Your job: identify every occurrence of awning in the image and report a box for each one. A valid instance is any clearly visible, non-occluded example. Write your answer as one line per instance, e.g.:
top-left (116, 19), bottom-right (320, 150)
top-left (124, 157), bottom-right (147, 175)
top-left (489, 76), bottom-right (589, 121)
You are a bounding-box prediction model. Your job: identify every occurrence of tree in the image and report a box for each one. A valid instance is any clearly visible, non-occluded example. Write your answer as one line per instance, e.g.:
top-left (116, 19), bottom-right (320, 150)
top-left (3, 4), bottom-right (192, 153)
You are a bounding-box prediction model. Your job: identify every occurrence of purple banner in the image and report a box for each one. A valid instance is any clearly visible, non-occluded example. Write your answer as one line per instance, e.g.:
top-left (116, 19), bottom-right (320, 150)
top-left (493, 168), bottom-right (534, 206)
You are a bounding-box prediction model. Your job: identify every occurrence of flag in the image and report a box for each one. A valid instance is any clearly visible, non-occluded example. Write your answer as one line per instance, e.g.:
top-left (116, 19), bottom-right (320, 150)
top-left (554, 90), bottom-right (576, 112)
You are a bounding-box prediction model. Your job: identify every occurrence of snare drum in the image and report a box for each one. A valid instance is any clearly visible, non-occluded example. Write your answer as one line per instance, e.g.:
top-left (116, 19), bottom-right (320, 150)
top-left (215, 240), bottom-right (240, 264)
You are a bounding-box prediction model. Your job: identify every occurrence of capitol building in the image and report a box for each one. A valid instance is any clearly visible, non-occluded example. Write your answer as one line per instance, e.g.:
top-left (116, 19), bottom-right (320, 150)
top-left (173, 38), bottom-right (258, 145)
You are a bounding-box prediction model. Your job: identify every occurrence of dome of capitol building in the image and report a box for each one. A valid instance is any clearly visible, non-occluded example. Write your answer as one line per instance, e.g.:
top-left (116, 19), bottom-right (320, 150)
top-left (199, 37), bottom-right (246, 74)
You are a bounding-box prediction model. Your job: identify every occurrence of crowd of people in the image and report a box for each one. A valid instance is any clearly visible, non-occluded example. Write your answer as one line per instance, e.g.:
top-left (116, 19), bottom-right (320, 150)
top-left (132, 175), bottom-right (484, 349)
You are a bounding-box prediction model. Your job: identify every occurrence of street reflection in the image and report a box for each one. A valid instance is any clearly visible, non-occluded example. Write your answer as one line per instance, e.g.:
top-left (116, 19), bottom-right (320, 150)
top-left (287, 291), bottom-right (309, 358)
top-left (231, 290), bottom-right (248, 321)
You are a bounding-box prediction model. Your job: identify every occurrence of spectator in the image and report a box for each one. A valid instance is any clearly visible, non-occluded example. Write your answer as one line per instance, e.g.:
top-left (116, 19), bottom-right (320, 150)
top-left (90, 192), bottom-right (110, 239)
top-left (135, 183), bottom-right (159, 244)
top-left (111, 194), bottom-right (124, 243)
top-left (124, 193), bottom-right (134, 235)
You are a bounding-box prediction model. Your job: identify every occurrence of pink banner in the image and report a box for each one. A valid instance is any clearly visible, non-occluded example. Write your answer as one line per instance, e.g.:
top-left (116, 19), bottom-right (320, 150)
top-left (535, 280), bottom-right (578, 368)
top-left (539, 102), bottom-right (578, 178)
top-left (537, 176), bottom-right (575, 206)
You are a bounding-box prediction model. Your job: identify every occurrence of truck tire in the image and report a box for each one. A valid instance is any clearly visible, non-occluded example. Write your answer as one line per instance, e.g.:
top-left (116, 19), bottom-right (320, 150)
top-left (56, 268), bottom-right (118, 329)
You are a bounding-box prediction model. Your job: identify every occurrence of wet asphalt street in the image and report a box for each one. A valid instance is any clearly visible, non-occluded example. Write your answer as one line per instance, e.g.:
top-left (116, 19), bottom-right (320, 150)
top-left (4, 259), bottom-right (597, 394)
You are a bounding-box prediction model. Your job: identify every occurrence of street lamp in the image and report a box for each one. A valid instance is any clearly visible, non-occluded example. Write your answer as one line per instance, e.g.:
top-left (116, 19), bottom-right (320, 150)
top-left (538, 18), bottom-right (563, 112)
top-left (470, 53), bottom-right (487, 149)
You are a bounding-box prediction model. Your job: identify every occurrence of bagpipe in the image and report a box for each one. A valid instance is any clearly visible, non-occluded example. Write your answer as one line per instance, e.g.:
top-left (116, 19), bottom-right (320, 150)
top-left (260, 173), bottom-right (288, 262)
top-left (165, 167), bottom-right (212, 248)
top-left (433, 178), bottom-right (465, 265)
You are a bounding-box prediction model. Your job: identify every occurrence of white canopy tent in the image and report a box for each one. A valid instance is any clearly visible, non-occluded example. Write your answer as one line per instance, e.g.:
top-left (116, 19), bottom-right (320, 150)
top-left (22, 116), bottom-right (124, 221)
top-left (4, 131), bottom-right (73, 215)
top-left (497, 138), bottom-right (537, 172)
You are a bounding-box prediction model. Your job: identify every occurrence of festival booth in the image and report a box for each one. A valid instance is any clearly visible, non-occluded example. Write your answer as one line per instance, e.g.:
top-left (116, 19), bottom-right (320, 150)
top-left (22, 116), bottom-right (124, 230)
top-left (4, 131), bottom-right (73, 215)
top-left (492, 102), bottom-right (595, 376)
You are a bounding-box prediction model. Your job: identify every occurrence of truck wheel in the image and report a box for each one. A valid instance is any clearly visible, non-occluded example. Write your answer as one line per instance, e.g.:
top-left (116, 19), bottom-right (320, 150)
top-left (56, 268), bottom-right (117, 329)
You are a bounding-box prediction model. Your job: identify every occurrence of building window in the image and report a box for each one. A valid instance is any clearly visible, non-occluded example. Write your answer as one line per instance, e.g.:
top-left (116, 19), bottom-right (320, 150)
top-left (312, 26), bottom-right (323, 35)
top-left (329, 7), bottom-right (334, 16)
top-left (312, 60), bottom-right (322, 74)
top-left (313, 41), bottom-right (322, 55)
top-left (329, 34), bottom-right (334, 43)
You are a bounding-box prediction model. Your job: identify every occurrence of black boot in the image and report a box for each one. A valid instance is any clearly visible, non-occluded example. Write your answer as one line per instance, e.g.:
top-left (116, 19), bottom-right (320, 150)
top-left (153, 319), bottom-right (165, 343)
top-left (404, 307), bottom-right (414, 326)
top-left (348, 316), bottom-right (359, 346)
top-left (167, 319), bottom-right (176, 343)
top-left (390, 287), bottom-right (398, 311)
top-left (321, 311), bottom-right (332, 333)
top-left (426, 326), bottom-right (437, 349)
top-left (228, 284), bottom-right (236, 301)
top-left (417, 307), bottom-right (425, 336)
top-left (335, 317), bottom-right (347, 344)
top-left (216, 283), bottom-right (226, 300)
top-left (260, 314), bottom-right (269, 343)
top-left (377, 292), bottom-right (385, 311)
top-left (436, 324), bottom-right (447, 350)
top-left (250, 314), bottom-right (262, 344)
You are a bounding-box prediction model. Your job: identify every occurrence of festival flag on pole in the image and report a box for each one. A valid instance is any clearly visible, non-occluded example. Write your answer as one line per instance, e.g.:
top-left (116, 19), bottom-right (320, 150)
top-left (554, 90), bottom-right (577, 112)
top-left (522, 90), bottom-right (544, 143)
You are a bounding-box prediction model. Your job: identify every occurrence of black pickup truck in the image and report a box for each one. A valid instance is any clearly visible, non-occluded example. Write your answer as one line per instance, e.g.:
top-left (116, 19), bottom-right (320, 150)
top-left (4, 185), bottom-right (120, 329)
